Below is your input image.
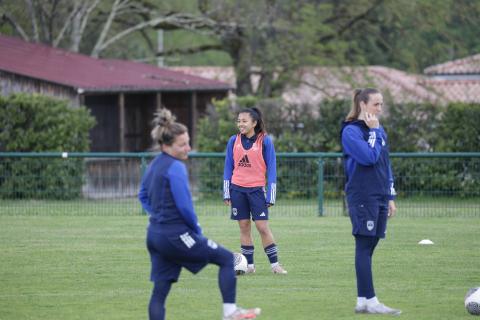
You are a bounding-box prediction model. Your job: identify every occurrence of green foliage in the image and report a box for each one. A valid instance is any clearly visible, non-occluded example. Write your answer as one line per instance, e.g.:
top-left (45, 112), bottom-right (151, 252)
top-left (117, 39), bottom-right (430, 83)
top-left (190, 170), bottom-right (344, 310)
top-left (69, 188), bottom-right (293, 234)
top-left (197, 97), bottom-right (244, 152)
top-left (196, 97), bottom-right (350, 198)
top-left (197, 97), bottom-right (349, 153)
top-left (0, 93), bottom-right (96, 199)
top-left (196, 97), bottom-right (480, 199)
top-left (315, 0), bottom-right (480, 73)
top-left (383, 102), bottom-right (441, 152)
top-left (3, 0), bottom-right (480, 82)
top-left (263, 100), bottom-right (350, 152)
top-left (436, 103), bottom-right (480, 152)
top-left (384, 102), bottom-right (480, 197)
top-left (0, 93), bottom-right (95, 152)
top-left (391, 157), bottom-right (479, 198)
top-left (196, 96), bottom-right (258, 198)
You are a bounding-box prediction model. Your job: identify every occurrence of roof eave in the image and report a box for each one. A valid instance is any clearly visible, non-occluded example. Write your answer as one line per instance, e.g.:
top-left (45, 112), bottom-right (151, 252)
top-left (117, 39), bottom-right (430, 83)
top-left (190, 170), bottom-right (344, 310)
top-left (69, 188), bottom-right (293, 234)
top-left (0, 68), bottom-right (232, 93)
top-left (80, 86), bottom-right (232, 94)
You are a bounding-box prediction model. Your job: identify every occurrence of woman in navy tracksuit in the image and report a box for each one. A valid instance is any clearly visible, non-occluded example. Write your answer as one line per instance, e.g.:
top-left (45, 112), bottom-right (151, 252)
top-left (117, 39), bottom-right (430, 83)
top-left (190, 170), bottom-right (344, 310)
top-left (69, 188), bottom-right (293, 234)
top-left (138, 108), bottom-right (260, 320)
top-left (341, 88), bottom-right (401, 315)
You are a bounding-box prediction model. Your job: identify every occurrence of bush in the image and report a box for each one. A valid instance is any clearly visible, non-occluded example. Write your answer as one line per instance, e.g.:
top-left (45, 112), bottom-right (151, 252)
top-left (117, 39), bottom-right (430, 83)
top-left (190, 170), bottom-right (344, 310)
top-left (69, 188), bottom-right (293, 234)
top-left (196, 97), bottom-right (350, 199)
top-left (196, 96), bottom-right (258, 198)
top-left (383, 102), bottom-right (441, 152)
top-left (0, 93), bottom-right (96, 199)
top-left (436, 103), bottom-right (480, 152)
top-left (385, 102), bottom-right (480, 198)
top-left (260, 99), bottom-right (350, 152)
top-left (196, 97), bottom-right (480, 199)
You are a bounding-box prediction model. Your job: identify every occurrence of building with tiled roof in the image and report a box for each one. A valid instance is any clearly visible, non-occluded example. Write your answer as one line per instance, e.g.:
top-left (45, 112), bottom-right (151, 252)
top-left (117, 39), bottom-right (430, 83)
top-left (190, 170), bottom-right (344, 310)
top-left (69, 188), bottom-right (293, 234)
top-left (0, 34), bottom-right (231, 151)
top-left (172, 54), bottom-right (480, 106)
top-left (282, 66), bottom-right (443, 106)
top-left (421, 54), bottom-right (480, 104)
top-left (424, 53), bottom-right (480, 77)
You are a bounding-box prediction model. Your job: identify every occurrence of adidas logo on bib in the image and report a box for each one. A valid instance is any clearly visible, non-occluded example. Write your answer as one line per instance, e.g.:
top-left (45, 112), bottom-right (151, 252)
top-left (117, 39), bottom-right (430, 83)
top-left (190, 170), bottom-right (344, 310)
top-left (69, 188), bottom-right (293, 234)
top-left (238, 155), bottom-right (252, 167)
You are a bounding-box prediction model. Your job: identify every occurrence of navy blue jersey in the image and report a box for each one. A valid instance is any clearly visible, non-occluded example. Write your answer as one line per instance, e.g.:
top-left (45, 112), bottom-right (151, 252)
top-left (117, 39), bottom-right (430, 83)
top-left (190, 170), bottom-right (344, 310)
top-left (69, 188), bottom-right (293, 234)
top-left (341, 120), bottom-right (396, 204)
top-left (139, 153), bottom-right (201, 235)
top-left (223, 133), bottom-right (277, 204)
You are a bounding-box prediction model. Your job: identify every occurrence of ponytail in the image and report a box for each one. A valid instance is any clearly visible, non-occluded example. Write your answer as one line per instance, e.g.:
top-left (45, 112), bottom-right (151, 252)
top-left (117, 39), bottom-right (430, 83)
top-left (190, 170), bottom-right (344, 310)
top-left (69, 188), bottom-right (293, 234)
top-left (346, 88), bottom-right (380, 121)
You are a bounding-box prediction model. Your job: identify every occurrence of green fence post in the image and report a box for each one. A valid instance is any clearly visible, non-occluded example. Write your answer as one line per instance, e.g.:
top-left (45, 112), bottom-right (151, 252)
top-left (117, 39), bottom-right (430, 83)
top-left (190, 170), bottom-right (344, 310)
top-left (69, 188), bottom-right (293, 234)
top-left (317, 158), bottom-right (324, 217)
top-left (140, 155), bottom-right (147, 215)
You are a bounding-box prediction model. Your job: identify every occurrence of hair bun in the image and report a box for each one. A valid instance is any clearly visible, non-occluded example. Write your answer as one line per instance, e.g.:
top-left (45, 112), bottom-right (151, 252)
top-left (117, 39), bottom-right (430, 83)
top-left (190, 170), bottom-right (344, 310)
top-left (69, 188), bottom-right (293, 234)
top-left (153, 108), bottom-right (176, 127)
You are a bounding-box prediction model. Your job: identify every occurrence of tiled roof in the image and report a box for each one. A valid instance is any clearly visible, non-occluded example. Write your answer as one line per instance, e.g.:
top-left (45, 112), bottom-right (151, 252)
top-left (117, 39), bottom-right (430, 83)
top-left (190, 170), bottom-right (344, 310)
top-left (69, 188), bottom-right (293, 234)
top-left (282, 66), bottom-right (443, 105)
top-left (169, 66), bottom-right (236, 84)
top-left (171, 65), bottom-right (480, 105)
top-left (421, 79), bottom-right (480, 104)
top-left (424, 53), bottom-right (480, 75)
top-left (288, 66), bottom-right (480, 104)
top-left (0, 34), bottom-right (231, 92)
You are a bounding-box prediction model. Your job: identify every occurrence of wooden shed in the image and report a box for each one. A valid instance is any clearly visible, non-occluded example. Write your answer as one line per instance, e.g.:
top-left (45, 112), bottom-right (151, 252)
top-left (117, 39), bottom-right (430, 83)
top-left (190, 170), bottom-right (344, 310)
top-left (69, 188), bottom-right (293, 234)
top-left (0, 34), bottom-right (231, 151)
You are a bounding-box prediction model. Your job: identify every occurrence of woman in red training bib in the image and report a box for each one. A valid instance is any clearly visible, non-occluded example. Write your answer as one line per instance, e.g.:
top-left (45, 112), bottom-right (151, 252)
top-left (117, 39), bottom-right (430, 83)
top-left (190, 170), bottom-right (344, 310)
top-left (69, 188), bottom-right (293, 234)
top-left (223, 107), bottom-right (287, 275)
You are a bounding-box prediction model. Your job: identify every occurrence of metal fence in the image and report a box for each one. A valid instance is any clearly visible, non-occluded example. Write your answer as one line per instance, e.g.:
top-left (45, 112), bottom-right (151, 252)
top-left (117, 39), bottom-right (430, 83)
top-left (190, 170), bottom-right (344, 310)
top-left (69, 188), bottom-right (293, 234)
top-left (0, 152), bottom-right (479, 217)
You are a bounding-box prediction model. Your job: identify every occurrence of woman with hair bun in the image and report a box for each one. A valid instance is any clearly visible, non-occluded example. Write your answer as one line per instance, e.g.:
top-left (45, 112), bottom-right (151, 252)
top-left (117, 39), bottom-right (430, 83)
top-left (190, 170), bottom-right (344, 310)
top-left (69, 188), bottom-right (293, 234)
top-left (139, 108), bottom-right (261, 320)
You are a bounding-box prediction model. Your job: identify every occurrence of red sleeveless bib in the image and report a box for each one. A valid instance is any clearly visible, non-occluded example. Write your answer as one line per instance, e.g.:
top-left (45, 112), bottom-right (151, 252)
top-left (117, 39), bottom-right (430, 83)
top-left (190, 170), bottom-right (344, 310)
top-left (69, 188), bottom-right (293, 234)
top-left (231, 134), bottom-right (266, 187)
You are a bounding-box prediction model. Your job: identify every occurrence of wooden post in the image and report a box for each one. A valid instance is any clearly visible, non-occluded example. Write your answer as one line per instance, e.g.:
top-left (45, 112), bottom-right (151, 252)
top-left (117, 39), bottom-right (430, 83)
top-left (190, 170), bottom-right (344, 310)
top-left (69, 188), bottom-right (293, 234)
top-left (191, 91), bottom-right (197, 147)
top-left (77, 92), bottom-right (85, 107)
top-left (119, 93), bottom-right (125, 152)
top-left (156, 92), bottom-right (162, 109)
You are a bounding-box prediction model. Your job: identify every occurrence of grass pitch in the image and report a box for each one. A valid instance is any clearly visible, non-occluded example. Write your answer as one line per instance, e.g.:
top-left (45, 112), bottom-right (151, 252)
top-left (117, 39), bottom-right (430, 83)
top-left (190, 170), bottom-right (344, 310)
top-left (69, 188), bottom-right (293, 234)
top-left (1, 214), bottom-right (479, 319)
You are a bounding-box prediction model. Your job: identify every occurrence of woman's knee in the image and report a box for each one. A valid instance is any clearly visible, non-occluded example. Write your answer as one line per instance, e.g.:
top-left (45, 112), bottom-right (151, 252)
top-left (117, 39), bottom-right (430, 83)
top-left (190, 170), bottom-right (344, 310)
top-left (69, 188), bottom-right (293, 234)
top-left (255, 221), bottom-right (271, 235)
top-left (210, 246), bottom-right (234, 267)
top-left (238, 220), bottom-right (251, 233)
top-left (151, 280), bottom-right (172, 301)
top-left (355, 235), bottom-right (379, 252)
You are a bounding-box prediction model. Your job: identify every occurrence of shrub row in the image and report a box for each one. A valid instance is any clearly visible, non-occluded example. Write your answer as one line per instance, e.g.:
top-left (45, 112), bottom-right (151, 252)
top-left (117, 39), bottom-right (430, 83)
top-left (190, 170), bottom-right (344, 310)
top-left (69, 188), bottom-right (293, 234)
top-left (0, 93), bottom-right (95, 199)
top-left (196, 98), bottom-right (480, 198)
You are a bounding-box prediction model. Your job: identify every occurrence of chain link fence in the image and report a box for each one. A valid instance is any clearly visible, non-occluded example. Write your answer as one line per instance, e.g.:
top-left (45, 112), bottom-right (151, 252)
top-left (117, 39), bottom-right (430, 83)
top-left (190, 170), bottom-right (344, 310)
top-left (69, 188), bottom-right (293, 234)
top-left (0, 152), bottom-right (479, 217)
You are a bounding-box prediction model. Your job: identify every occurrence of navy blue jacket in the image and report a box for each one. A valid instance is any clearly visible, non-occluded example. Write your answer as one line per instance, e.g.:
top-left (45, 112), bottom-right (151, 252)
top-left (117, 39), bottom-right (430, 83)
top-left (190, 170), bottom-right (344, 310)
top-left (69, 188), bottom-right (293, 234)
top-left (341, 120), bottom-right (396, 204)
top-left (138, 153), bottom-right (201, 235)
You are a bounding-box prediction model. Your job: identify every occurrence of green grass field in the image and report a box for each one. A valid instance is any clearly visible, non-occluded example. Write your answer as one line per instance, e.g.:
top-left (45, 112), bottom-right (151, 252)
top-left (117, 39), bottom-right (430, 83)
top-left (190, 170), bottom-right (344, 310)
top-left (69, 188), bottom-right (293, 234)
top-left (1, 197), bottom-right (479, 217)
top-left (1, 212), bottom-right (479, 319)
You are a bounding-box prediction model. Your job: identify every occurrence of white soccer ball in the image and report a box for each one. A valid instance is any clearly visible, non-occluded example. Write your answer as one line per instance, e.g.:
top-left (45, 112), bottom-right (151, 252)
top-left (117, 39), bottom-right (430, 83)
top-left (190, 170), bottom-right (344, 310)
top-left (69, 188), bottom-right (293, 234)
top-left (465, 287), bottom-right (480, 315)
top-left (233, 252), bottom-right (248, 275)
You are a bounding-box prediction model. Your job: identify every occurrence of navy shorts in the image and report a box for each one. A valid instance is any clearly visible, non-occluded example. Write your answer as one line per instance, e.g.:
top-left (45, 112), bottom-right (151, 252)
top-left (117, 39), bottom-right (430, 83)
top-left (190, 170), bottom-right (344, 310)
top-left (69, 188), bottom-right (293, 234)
top-left (146, 226), bottom-right (232, 282)
top-left (230, 188), bottom-right (269, 221)
top-left (348, 199), bottom-right (388, 238)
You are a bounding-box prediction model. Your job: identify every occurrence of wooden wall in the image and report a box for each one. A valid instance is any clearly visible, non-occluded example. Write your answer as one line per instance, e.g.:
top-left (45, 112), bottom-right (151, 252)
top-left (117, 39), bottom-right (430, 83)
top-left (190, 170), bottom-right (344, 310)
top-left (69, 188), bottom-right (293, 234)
top-left (0, 71), bottom-right (78, 105)
top-left (85, 95), bottom-right (120, 152)
top-left (124, 93), bottom-right (157, 152)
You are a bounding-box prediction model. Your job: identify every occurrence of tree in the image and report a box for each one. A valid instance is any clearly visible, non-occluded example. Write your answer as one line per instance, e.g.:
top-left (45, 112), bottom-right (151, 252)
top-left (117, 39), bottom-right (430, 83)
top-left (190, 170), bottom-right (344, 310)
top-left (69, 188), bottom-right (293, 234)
top-left (155, 0), bottom-right (480, 96)
top-left (0, 0), bottom-right (191, 58)
top-left (2, 0), bottom-right (479, 97)
top-left (154, 0), bottom-right (390, 97)
top-left (336, 0), bottom-right (480, 72)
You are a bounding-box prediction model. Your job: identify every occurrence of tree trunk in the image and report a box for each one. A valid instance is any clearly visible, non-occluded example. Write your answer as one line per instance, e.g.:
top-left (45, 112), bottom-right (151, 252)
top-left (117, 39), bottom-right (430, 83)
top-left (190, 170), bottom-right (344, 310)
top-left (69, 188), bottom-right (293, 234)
top-left (227, 37), bottom-right (253, 96)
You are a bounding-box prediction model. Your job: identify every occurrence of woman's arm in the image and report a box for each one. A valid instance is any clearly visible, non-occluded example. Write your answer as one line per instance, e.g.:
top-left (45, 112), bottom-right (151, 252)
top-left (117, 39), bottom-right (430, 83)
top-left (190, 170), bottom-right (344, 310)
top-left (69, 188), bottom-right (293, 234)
top-left (168, 162), bottom-right (202, 234)
top-left (263, 136), bottom-right (277, 205)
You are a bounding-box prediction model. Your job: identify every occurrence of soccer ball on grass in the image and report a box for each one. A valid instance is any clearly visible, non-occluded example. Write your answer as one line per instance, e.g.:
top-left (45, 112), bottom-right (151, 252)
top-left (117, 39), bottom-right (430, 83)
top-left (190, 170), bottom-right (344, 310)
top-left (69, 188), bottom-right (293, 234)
top-left (465, 287), bottom-right (480, 315)
top-left (233, 252), bottom-right (248, 275)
